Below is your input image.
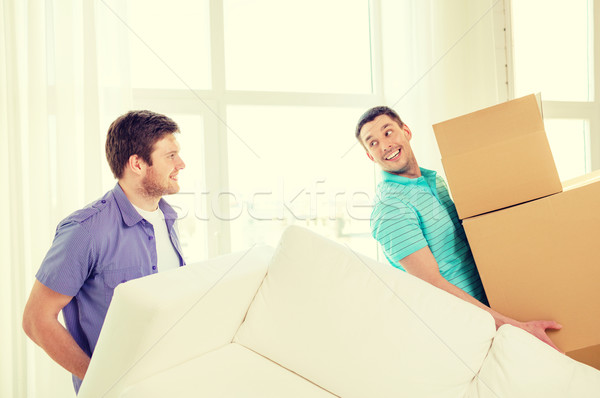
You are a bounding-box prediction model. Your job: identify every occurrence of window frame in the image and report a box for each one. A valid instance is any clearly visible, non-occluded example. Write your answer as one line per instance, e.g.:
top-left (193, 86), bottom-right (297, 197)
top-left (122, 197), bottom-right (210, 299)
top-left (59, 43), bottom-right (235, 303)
top-left (131, 0), bottom-right (384, 257)
top-left (505, 0), bottom-right (600, 173)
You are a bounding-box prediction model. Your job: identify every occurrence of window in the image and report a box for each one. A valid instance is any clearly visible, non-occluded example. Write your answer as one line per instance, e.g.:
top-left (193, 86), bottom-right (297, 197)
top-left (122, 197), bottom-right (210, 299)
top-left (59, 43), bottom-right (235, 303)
top-left (512, 0), bottom-right (593, 102)
top-left (544, 119), bottom-right (590, 181)
top-left (226, 105), bottom-right (375, 256)
top-left (510, 0), bottom-right (597, 179)
top-left (124, 0), bottom-right (380, 260)
top-left (223, 0), bottom-right (372, 93)
top-left (127, 0), bottom-right (212, 90)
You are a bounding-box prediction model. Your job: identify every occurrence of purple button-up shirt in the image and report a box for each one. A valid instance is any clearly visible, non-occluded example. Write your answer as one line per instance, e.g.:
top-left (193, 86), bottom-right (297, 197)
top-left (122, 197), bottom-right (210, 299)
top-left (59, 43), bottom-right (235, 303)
top-left (36, 183), bottom-right (185, 392)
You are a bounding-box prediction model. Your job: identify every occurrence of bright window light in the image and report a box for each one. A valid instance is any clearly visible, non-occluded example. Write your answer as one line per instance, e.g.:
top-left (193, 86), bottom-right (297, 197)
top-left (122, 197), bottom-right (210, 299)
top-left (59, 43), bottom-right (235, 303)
top-left (127, 0), bottom-right (212, 89)
top-left (225, 105), bottom-right (376, 256)
top-left (512, 0), bottom-right (593, 101)
top-left (544, 119), bottom-right (590, 181)
top-left (223, 0), bottom-right (372, 93)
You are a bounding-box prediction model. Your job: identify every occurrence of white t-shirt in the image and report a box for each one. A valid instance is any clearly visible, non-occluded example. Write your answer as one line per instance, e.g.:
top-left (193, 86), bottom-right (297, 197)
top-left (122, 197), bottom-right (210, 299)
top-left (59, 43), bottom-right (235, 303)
top-left (133, 204), bottom-right (180, 272)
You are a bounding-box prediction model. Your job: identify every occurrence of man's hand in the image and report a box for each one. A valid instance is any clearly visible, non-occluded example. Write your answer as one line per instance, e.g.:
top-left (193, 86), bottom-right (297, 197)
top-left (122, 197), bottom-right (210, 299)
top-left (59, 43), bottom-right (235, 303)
top-left (399, 247), bottom-right (564, 353)
top-left (514, 320), bottom-right (563, 352)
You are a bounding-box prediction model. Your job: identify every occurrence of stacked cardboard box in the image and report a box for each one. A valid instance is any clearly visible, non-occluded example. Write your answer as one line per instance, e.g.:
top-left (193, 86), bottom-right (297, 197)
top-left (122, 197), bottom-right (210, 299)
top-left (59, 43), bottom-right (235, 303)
top-left (433, 94), bottom-right (600, 369)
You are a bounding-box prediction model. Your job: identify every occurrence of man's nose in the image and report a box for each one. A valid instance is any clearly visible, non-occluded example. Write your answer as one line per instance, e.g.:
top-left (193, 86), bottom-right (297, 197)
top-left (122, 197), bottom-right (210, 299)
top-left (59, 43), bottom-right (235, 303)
top-left (177, 156), bottom-right (186, 170)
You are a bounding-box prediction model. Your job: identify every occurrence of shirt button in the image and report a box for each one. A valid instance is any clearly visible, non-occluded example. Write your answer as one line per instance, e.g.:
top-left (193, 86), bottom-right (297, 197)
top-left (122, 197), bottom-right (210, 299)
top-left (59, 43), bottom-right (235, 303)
top-left (152, 266), bottom-right (157, 271)
top-left (121, 279), bottom-right (127, 283)
top-left (148, 236), bottom-right (153, 240)
top-left (101, 200), bottom-right (106, 204)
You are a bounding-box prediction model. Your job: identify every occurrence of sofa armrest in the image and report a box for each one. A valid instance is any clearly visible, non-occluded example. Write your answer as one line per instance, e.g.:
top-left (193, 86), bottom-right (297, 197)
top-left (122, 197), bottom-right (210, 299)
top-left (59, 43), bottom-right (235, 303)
top-left (78, 245), bottom-right (273, 398)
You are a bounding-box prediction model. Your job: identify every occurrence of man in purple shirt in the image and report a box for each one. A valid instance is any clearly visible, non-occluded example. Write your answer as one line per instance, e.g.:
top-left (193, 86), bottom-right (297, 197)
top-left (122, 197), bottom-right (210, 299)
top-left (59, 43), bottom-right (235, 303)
top-left (22, 110), bottom-right (186, 393)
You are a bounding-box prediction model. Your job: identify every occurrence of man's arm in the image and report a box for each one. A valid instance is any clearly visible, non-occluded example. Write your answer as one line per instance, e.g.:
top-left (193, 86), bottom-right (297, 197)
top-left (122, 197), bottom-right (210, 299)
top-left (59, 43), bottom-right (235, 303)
top-left (22, 280), bottom-right (91, 380)
top-left (400, 246), bottom-right (562, 351)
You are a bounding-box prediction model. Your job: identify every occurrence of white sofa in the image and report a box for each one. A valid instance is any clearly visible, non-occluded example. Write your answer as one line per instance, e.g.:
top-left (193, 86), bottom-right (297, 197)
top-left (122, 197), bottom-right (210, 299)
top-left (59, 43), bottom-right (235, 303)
top-left (78, 226), bottom-right (600, 397)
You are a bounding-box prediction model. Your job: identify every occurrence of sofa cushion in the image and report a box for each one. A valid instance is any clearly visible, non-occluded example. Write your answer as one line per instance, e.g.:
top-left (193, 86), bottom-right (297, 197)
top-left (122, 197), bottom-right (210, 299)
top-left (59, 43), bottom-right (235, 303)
top-left (234, 226), bottom-right (496, 398)
top-left (79, 246), bottom-right (273, 398)
top-left (120, 343), bottom-right (337, 398)
top-left (467, 324), bottom-right (600, 398)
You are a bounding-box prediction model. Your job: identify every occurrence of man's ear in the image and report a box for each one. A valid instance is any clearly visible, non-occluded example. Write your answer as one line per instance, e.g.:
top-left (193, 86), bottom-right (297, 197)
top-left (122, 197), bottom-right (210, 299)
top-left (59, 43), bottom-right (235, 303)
top-left (402, 124), bottom-right (413, 141)
top-left (366, 151), bottom-right (375, 162)
top-left (127, 154), bottom-right (146, 176)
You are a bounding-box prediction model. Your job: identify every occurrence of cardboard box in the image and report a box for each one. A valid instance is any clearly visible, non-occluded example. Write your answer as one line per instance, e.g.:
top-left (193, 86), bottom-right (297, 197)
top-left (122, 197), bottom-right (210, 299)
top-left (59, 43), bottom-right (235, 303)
top-left (433, 94), bottom-right (562, 219)
top-left (463, 170), bottom-right (600, 369)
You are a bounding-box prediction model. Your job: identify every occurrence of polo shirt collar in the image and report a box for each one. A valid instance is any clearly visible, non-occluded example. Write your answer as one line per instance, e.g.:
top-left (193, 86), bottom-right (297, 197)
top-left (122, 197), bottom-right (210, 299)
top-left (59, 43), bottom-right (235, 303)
top-left (382, 167), bottom-right (437, 190)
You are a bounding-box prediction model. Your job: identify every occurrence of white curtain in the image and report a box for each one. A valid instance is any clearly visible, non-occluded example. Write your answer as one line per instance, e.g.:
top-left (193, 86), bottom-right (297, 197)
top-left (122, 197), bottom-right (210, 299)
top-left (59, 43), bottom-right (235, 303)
top-left (1, 0), bottom-right (130, 396)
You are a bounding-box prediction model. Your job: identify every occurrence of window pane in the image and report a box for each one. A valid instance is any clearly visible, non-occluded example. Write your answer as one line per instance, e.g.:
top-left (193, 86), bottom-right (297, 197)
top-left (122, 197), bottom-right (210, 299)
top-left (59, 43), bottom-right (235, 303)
top-left (126, 0), bottom-right (212, 89)
top-left (173, 115), bottom-right (206, 193)
top-left (544, 119), bottom-right (589, 181)
top-left (225, 105), bottom-right (377, 258)
top-left (165, 115), bottom-right (208, 263)
top-left (512, 0), bottom-right (593, 101)
top-left (223, 0), bottom-right (372, 93)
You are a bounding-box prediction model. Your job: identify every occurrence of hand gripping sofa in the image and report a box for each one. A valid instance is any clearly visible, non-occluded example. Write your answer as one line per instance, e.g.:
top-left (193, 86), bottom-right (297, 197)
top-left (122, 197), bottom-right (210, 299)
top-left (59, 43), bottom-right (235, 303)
top-left (78, 226), bottom-right (600, 397)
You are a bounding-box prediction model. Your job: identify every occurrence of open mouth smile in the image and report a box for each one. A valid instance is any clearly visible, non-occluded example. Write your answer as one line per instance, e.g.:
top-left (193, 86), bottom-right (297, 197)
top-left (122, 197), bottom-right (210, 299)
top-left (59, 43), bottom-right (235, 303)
top-left (385, 149), bottom-right (400, 161)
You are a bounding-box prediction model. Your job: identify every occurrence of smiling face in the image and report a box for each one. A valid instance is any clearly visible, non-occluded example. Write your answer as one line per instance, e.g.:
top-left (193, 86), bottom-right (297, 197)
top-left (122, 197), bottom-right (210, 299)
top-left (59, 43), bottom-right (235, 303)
top-left (359, 114), bottom-right (419, 177)
top-left (140, 133), bottom-right (185, 198)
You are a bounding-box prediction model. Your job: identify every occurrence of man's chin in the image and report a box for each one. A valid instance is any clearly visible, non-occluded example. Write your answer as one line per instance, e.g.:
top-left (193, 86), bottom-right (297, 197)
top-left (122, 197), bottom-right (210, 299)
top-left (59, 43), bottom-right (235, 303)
top-left (141, 183), bottom-right (180, 198)
top-left (383, 164), bottom-right (407, 175)
top-left (164, 185), bottom-right (180, 196)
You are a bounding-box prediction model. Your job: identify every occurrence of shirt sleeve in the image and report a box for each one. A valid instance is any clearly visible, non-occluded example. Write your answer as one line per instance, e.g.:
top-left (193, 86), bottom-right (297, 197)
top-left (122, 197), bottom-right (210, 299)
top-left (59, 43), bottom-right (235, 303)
top-left (371, 198), bottom-right (428, 264)
top-left (35, 220), bottom-right (95, 297)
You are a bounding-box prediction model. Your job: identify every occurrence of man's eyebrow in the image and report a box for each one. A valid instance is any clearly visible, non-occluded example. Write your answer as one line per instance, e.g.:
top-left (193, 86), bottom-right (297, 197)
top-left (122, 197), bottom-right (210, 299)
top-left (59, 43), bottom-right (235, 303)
top-left (363, 133), bottom-right (373, 143)
top-left (380, 123), bottom-right (392, 132)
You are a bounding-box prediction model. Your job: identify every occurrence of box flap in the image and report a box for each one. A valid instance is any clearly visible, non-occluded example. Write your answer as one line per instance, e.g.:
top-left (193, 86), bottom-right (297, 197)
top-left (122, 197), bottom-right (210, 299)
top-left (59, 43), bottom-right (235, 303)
top-left (433, 94), bottom-right (544, 157)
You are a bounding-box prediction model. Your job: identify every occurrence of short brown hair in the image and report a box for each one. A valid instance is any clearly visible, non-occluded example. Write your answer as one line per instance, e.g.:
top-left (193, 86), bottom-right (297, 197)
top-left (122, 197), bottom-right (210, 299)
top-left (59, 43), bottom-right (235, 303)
top-left (105, 110), bottom-right (179, 179)
top-left (355, 106), bottom-right (404, 144)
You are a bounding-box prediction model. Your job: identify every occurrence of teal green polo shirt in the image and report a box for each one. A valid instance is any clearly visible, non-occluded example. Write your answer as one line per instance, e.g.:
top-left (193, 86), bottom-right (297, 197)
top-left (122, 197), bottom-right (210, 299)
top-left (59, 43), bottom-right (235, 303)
top-left (371, 167), bottom-right (488, 304)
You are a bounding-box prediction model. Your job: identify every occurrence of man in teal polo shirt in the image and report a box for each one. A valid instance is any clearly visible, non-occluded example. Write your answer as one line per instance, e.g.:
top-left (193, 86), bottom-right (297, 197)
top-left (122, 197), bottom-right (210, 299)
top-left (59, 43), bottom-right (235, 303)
top-left (355, 106), bottom-right (561, 350)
